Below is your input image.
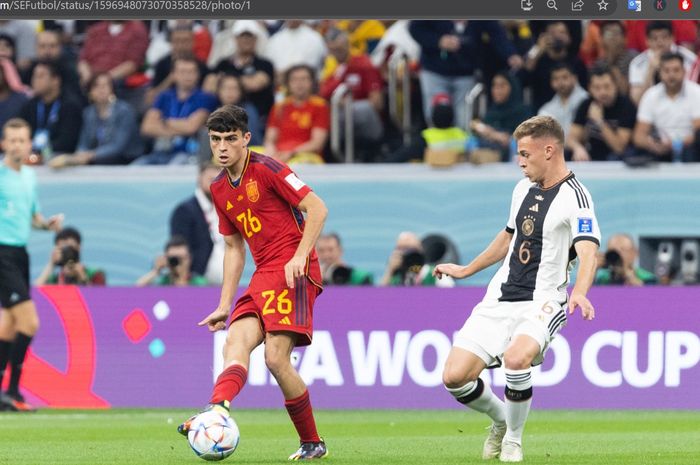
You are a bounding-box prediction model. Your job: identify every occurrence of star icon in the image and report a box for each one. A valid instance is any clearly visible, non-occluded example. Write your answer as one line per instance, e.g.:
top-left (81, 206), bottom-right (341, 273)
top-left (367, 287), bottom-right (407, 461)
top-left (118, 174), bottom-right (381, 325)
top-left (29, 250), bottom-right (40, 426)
top-left (598, 0), bottom-right (609, 9)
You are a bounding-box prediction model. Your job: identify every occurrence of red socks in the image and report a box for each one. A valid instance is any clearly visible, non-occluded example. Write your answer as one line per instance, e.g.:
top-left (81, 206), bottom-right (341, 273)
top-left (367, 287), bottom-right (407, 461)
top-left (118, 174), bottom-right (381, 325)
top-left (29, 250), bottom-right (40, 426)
top-left (285, 390), bottom-right (321, 443)
top-left (209, 364), bottom-right (248, 405)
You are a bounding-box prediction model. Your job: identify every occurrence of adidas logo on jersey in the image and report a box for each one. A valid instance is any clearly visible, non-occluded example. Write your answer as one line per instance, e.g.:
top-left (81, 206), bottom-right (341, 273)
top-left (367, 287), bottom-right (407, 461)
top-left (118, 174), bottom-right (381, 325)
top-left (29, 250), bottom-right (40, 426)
top-left (529, 203), bottom-right (539, 212)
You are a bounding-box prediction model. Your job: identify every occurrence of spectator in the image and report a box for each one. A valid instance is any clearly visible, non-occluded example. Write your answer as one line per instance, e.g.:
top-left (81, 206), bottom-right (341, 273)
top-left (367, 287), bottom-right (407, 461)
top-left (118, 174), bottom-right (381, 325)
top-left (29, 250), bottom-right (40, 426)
top-left (136, 235), bottom-right (208, 287)
top-left (20, 30), bottom-right (82, 104)
top-left (320, 28), bottom-right (384, 160)
top-left (0, 60), bottom-right (28, 129)
top-left (146, 24), bottom-right (209, 108)
top-left (169, 162), bottom-right (224, 285)
top-left (409, 20), bottom-right (522, 128)
top-left (205, 21), bottom-right (275, 122)
top-left (35, 227), bottom-right (106, 286)
top-left (215, 74), bottom-right (262, 146)
top-left (628, 21), bottom-right (696, 106)
top-left (470, 72), bottom-right (532, 162)
top-left (137, 56), bottom-right (217, 165)
top-left (633, 52), bottom-right (700, 163)
top-left (624, 20), bottom-right (698, 53)
top-left (19, 60), bottom-right (83, 158)
top-left (370, 20), bottom-right (421, 78)
top-left (0, 34), bottom-right (15, 62)
top-left (593, 21), bottom-right (637, 97)
top-left (206, 20), bottom-right (269, 69)
top-left (525, 21), bottom-right (588, 112)
top-left (381, 231), bottom-right (455, 287)
top-left (595, 233), bottom-right (656, 286)
top-left (77, 20), bottom-right (149, 92)
top-left (567, 65), bottom-right (636, 162)
top-left (263, 20), bottom-right (327, 83)
top-left (538, 63), bottom-right (588, 138)
top-left (316, 233), bottom-right (373, 285)
top-left (334, 20), bottom-right (387, 56)
top-left (0, 21), bottom-right (36, 71)
top-left (264, 64), bottom-right (330, 164)
top-left (49, 73), bottom-right (143, 168)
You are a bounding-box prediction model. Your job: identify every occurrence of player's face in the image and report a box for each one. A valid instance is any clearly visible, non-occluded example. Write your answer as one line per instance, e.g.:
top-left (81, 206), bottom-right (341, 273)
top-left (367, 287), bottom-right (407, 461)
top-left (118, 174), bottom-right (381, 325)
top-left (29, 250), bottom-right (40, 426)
top-left (209, 129), bottom-right (251, 167)
top-left (516, 136), bottom-right (549, 184)
top-left (1, 126), bottom-right (32, 164)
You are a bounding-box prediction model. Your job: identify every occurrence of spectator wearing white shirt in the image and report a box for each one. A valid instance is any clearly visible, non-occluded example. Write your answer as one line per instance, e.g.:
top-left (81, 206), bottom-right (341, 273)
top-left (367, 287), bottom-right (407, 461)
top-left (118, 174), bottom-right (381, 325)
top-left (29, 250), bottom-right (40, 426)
top-left (538, 63), bottom-right (588, 138)
top-left (628, 21), bottom-right (696, 106)
top-left (633, 52), bottom-right (700, 163)
top-left (263, 21), bottom-right (327, 85)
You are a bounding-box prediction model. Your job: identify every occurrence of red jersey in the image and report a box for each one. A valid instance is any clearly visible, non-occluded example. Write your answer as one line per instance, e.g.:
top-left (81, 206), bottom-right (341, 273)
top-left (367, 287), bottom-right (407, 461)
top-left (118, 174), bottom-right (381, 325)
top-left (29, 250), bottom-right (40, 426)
top-left (267, 96), bottom-right (330, 152)
top-left (210, 151), bottom-right (322, 284)
top-left (320, 54), bottom-right (383, 101)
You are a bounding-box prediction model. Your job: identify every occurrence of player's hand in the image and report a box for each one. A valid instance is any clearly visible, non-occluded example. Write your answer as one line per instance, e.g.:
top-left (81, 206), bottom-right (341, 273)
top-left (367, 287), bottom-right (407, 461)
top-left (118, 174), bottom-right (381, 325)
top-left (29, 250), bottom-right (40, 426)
top-left (433, 263), bottom-right (466, 280)
top-left (198, 307), bottom-right (230, 332)
top-left (568, 293), bottom-right (595, 320)
top-left (47, 214), bottom-right (64, 232)
top-left (285, 255), bottom-right (307, 288)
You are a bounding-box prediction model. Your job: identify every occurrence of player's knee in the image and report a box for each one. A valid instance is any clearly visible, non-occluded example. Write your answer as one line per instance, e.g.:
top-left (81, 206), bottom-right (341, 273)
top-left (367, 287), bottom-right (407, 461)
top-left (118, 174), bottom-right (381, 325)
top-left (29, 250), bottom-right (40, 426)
top-left (503, 351), bottom-right (531, 370)
top-left (442, 366), bottom-right (477, 389)
top-left (264, 350), bottom-right (290, 377)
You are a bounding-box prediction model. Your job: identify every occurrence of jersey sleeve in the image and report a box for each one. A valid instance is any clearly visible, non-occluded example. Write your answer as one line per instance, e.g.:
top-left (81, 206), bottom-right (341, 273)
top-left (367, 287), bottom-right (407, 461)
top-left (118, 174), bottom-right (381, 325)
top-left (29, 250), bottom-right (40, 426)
top-left (506, 179), bottom-right (527, 233)
top-left (264, 164), bottom-right (313, 207)
top-left (568, 187), bottom-right (601, 248)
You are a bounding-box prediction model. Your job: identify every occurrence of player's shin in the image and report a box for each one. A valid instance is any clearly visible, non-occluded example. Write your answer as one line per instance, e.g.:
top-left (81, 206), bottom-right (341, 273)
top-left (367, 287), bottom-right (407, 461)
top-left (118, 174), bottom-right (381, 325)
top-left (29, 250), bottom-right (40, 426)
top-left (503, 368), bottom-right (533, 445)
top-left (7, 332), bottom-right (32, 396)
top-left (209, 363), bottom-right (248, 406)
top-left (285, 389), bottom-right (321, 443)
top-left (446, 377), bottom-right (506, 424)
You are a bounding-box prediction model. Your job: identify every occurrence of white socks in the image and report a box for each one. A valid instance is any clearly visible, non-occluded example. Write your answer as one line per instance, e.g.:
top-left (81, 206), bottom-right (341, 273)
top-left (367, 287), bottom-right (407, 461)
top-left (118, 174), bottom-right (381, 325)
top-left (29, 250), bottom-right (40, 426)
top-left (446, 377), bottom-right (506, 424)
top-left (504, 368), bottom-right (533, 445)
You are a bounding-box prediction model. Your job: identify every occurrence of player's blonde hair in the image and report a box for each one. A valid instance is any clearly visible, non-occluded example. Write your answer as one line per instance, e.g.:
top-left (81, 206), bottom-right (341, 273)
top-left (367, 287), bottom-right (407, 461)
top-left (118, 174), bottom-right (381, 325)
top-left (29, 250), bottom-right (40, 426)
top-left (513, 115), bottom-right (564, 145)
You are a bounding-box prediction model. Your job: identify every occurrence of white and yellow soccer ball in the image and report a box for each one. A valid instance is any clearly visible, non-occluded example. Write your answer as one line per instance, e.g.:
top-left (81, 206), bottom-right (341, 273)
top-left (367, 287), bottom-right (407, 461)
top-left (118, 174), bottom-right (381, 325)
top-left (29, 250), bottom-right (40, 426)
top-left (187, 410), bottom-right (240, 461)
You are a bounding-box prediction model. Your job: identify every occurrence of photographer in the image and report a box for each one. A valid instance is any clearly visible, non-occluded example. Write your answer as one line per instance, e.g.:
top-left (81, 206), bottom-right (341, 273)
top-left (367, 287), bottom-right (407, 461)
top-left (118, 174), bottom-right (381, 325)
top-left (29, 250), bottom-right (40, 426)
top-left (316, 233), bottom-right (373, 285)
top-left (136, 235), bottom-right (208, 287)
top-left (35, 227), bottom-right (106, 286)
top-left (595, 233), bottom-right (656, 286)
top-left (381, 231), bottom-right (455, 287)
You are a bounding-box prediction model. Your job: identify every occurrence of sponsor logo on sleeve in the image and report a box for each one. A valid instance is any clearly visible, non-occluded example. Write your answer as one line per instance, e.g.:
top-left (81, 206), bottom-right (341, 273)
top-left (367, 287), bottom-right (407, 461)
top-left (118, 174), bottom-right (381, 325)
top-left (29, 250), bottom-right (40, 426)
top-left (285, 173), bottom-right (306, 191)
top-left (578, 218), bottom-right (593, 234)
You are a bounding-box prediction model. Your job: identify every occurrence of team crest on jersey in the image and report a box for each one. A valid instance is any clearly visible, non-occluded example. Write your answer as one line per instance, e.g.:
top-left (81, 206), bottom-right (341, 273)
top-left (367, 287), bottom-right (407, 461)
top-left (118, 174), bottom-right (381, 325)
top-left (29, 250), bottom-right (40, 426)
top-left (521, 216), bottom-right (535, 236)
top-left (246, 181), bottom-right (260, 202)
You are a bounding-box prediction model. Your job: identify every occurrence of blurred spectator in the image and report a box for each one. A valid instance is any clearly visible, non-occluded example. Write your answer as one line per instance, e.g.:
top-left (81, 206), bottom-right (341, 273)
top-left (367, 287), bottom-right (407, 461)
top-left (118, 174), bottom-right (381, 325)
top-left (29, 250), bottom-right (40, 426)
top-left (625, 20), bottom-right (698, 53)
top-left (263, 20), bottom-right (327, 83)
top-left (409, 20), bottom-right (521, 128)
top-left (78, 21), bottom-right (149, 93)
top-left (320, 28), bottom-right (384, 160)
top-left (470, 72), bottom-right (532, 162)
top-left (370, 20), bottom-right (421, 76)
top-left (628, 21), bottom-right (696, 106)
top-left (567, 65), bottom-right (636, 162)
top-left (265, 64), bottom-right (330, 164)
top-left (146, 24), bottom-right (210, 108)
top-left (169, 162), bottom-right (224, 284)
top-left (206, 21), bottom-right (275, 121)
top-left (20, 30), bottom-right (82, 104)
top-left (136, 235), bottom-right (208, 287)
top-left (207, 20), bottom-right (269, 69)
top-left (0, 60), bottom-right (28, 129)
top-left (633, 52), bottom-right (700, 163)
top-left (215, 74), bottom-right (262, 146)
top-left (381, 231), bottom-right (455, 287)
top-left (137, 56), bottom-right (217, 165)
top-left (35, 226), bottom-right (106, 286)
top-left (525, 21), bottom-right (588, 111)
top-left (334, 20), bottom-right (386, 56)
top-left (0, 34), bottom-right (15, 62)
top-left (595, 233), bottom-right (656, 286)
top-left (593, 21), bottom-right (637, 97)
top-left (316, 232), bottom-right (373, 285)
top-left (538, 63), bottom-right (588, 138)
top-left (49, 73), bottom-right (143, 168)
top-left (0, 21), bottom-right (36, 71)
top-left (19, 60), bottom-right (83, 158)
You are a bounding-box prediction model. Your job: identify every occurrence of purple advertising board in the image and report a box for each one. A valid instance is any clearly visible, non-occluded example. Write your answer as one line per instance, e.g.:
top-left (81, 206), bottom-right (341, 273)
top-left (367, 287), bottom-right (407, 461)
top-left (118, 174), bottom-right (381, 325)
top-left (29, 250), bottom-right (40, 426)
top-left (24, 286), bottom-right (700, 410)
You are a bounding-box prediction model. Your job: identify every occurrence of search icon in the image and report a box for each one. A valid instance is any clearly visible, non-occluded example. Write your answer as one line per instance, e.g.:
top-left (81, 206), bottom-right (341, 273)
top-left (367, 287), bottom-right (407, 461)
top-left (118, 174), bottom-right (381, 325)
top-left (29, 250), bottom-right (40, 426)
top-left (547, 0), bottom-right (558, 9)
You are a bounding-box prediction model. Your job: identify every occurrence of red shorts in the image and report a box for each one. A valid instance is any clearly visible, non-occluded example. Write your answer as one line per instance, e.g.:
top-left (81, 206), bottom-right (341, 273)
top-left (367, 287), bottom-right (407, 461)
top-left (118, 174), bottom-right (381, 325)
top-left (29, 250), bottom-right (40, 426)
top-left (230, 270), bottom-right (321, 346)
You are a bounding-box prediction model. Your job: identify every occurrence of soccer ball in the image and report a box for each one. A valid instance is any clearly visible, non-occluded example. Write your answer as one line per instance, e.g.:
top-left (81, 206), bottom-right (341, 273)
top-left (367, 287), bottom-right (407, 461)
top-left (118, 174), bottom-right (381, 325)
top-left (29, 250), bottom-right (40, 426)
top-left (187, 410), bottom-right (240, 461)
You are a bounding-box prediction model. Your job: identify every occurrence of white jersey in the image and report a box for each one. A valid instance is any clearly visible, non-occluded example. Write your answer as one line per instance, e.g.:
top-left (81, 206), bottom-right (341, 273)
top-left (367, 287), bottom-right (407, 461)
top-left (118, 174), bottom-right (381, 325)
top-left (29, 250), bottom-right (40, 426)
top-left (484, 173), bottom-right (601, 304)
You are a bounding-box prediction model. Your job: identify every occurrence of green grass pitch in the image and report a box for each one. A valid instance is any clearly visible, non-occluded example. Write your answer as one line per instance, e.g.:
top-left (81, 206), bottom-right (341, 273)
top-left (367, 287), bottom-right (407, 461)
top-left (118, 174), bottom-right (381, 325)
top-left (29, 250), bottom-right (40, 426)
top-left (0, 409), bottom-right (698, 464)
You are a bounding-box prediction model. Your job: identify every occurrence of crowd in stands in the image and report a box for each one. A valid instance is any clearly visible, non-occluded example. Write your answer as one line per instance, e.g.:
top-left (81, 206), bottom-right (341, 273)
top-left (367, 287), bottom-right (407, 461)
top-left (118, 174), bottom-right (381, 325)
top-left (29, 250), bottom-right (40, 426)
top-left (1, 19), bottom-right (699, 165)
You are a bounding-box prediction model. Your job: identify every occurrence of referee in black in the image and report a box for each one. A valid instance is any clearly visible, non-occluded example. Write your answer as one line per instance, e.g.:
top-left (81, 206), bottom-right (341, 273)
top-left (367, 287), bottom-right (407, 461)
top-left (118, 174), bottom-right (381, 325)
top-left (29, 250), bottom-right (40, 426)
top-left (0, 118), bottom-right (63, 411)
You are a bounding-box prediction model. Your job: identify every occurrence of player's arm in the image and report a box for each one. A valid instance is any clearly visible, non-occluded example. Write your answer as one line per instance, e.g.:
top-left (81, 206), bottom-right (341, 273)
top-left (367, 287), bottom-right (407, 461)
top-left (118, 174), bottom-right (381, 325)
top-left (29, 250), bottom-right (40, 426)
top-left (434, 228), bottom-right (512, 280)
top-left (569, 240), bottom-right (598, 320)
top-left (32, 212), bottom-right (63, 232)
top-left (285, 192), bottom-right (328, 288)
top-left (199, 232), bottom-right (246, 331)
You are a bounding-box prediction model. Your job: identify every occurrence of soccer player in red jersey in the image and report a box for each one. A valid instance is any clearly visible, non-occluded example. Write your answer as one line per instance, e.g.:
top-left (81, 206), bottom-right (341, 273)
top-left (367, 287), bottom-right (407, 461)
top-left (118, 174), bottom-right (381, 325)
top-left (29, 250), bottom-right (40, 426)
top-left (177, 104), bottom-right (329, 460)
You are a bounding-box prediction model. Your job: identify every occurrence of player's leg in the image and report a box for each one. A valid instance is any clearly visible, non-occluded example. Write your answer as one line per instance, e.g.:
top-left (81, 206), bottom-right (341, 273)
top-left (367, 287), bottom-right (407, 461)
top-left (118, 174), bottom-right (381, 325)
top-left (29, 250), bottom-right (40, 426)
top-left (4, 299), bottom-right (39, 411)
top-left (443, 347), bottom-right (507, 459)
top-left (500, 334), bottom-right (540, 463)
top-left (0, 310), bottom-right (16, 411)
top-left (264, 331), bottom-right (327, 461)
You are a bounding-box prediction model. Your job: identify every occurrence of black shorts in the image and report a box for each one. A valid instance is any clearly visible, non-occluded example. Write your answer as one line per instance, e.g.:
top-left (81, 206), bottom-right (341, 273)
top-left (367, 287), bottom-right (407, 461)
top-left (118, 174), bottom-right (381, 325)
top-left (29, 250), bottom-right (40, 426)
top-left (0, 244), bottom-right (31, 309)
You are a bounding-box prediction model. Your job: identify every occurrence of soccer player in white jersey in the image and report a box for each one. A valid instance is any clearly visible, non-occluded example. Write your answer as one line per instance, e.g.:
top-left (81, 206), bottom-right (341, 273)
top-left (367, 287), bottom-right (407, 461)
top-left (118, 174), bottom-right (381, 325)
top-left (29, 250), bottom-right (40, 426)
top-left (433, 115), bottom-right (600, 462)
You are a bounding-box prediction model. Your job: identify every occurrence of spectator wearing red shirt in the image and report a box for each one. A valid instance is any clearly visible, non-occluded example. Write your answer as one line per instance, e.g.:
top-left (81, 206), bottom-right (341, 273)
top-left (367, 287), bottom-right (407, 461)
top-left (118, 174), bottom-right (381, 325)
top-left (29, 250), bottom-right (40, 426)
top-left (77, 21), bottom-right (149, 91)
top-left (320, 28), bottom-right (384, 159)
top-left (265, 64), bottom-right (330, 164)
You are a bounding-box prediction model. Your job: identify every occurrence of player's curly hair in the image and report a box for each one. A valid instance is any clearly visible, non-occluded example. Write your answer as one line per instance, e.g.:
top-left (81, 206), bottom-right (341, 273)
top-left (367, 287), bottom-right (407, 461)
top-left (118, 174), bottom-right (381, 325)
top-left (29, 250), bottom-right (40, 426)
top-left (513, 115), bottom-right (564, 145)
top-left (206, 104), bottom-right (249, 134)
